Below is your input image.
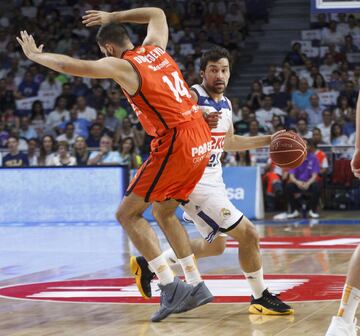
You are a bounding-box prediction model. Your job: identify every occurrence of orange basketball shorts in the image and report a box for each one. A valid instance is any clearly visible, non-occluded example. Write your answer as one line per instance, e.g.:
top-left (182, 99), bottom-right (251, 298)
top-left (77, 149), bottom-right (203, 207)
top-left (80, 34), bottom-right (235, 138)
top-left (126, 117), bottom-right (211, 202)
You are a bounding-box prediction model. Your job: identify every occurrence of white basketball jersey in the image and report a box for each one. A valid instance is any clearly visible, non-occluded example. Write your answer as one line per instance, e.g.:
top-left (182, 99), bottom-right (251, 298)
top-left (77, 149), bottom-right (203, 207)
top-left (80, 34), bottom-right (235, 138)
top-left (192, 84), bottom-right (233, 184)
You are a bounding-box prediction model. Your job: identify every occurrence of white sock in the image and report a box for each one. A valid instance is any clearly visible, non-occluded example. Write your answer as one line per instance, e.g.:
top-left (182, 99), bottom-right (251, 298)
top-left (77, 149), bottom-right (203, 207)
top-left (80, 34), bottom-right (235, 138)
top-left (163, 248), bottom-right (179, 266)
top-left (148, 254), bottom-right (174, 286)
top-left (178, 254), bottom-right (202, 286)
top-left (243, 267), bottom-right (267, 299)
top-left (337, 284), bottom-right (360, 324)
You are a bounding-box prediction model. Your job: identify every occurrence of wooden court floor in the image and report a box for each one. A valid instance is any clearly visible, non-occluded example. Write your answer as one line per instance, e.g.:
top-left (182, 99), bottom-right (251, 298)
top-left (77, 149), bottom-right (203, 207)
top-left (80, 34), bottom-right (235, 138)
top-left (0, 216), bottom-right (359, 336)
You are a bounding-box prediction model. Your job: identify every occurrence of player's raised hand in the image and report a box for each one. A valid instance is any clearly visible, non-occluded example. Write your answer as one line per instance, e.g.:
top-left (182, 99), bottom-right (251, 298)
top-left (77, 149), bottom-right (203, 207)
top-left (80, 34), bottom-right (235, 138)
top-left (16, 31), bottom-right (44, 60)
top-left (351, 148), bottom-right (360, 178)
top-left (82, 10), bottom-right (113, 27)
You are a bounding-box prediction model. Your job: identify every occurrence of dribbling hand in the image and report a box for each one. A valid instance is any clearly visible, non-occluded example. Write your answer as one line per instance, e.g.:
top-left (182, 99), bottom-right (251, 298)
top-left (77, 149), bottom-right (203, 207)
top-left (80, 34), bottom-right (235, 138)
top-left (16, 31), bottom-right (44, 60)
top-left (351, 148), bottom-right (360, 178)
top-left (82, 10), bottom-right (113, 27)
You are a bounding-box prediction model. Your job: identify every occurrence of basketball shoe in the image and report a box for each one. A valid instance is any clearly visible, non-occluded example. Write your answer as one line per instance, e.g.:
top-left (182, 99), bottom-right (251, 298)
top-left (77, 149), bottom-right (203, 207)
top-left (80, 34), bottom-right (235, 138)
top-left (130, 256), bottom-right (155, 299)
top-left (151, 276), bottom-right (194, 322)
top-left (249, 289), bottom-right (294, 315)
top-left (325, 317), bottom-right (358, 336)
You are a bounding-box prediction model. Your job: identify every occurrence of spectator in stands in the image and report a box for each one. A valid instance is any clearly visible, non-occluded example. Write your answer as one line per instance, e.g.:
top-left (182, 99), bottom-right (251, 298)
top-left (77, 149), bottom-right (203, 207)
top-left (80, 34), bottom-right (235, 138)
top-left (114, 116), bottom-right (143, 149)
top-left (271, 79), bottom-right (291, 110)
top-left (46, 96), bottom-right (70, 134)
top-left (283, 42), bottom-right (307, 66)
top-left (56, 122), bottom-right (77, 148)
top-left (347, 14), bottom-right (360, 35)
top-left (312, 127), bottom-right (326, 146)
top-left (230, 97), bottom-right (242, 123)
top-left (27, 138), bottom-right (38, 166)
top-left (313, 140), bottom-right (329, 177)
top-left (76, 96), bottom-right (96, 122)
top-left (73, 136), bottom-right (90, 166)
top-left (329, 70), bottom-right (344, 91)
top-left (343, 108), bottom-right (356, 137)
top-left (269, 115), bottom-right (283, 134)
top-left (320, 54), bottom-right (338, 78)
top-left (321, 20), bottom-right (344, 46)
top-left (2, 135), bottom-right (29, 167)
top-left (312, 73), bottom-right (328, 93)
top-left (88, 135), bottom-right (121, 166)
top-left (60, 82), bottom-right (77, 110)
top-left (317, 109), bottom-right (333, 144)
top-left (38, 135), bottom-right (56, 166)
top-left (18, 71), bottom-right (39, 98)
top-left (0, 120), bottom-right (9, 148)
top-left (118, 137), bottom-right (142, 169)
top-left (61, 104), bottom-right (90, 139)
top-left (285, 139), bottom-right (321, 219)
top-left (244, 119), bottom-right (264, 137)
top-left (340, 80), bottom-right (358, 108)
top-left (341, 34), bottom-right (359, 53)
top-left (246, 80), bottom-right (264, 111)
top-left (312, 13), bottom-right (328, 30)
top-left (107, 89), bottom-right (129, 121)
top-left (334, 95), bottom-right (354, 123)
top-left (305, 94), bottom-right (325, 128)
top-left (261, 65), bottom-right (279, 87)
top-left (19, 116), bottom-right (37, 140)
top-left (234, 105), bottom-right (252, 135)
top-left (87, 84), bottom-right (106, 111)
top-left (292, 78), bottom-right (314, 110)
top-left (297, 118), bottom-right (312, 139)
top-left (104, 102), bottom-right (120, 134)
top-left (72, 77), bottom-right (89, 97)
top-left (351, 65), bottom-right (360, 88)
top-left (331, 122), bottom-right (348, 146)
top-left (30, 100), bottom-right (47, 138)
top-left (337, 13), bottom-right (349, 36)
top-left (49, 141), bottom-right (76, 166)
top-left (255, 95), bottom-right (286, 132)
top-left (327, 44), bottom-right (346, 64)
top-left (39, 70), bottom-right (62, 98)
top-left (286, 73), bottom-right (300, 94)
top-left (86, 122), bottom-right (103, 148)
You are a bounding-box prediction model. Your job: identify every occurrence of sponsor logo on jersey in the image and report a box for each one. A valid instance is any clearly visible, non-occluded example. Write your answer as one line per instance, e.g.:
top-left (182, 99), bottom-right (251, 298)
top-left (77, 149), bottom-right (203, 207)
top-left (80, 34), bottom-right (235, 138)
top-left (211, 135), bottom-right (225, 150)
top-left (0, 275), bottom-right (344, 304)
top-left (191, 141), bottom-right (212, 157)
top-left (148, 59), bottom-right (170, 72)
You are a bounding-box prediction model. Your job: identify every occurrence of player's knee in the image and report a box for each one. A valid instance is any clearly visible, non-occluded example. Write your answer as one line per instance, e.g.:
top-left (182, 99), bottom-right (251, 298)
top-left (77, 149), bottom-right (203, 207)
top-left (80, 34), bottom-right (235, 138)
top-left (152, 206), bottom-right (174, 225)
top-left (116, 206), bottom-right (138, 227)
top-left (211, 238), bottom-right (226, 255)
top-left (238, 220), bottom-right (259, 248)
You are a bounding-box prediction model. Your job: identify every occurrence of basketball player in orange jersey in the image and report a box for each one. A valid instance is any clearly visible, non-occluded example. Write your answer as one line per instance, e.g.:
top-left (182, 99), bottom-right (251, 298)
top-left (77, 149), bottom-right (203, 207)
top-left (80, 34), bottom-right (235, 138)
top-left (17, 7), bottom-right (214, 322)
top-left (131, 47), bottom-right (293, 315)
top-left (326, 92), bottom-right (360, 335)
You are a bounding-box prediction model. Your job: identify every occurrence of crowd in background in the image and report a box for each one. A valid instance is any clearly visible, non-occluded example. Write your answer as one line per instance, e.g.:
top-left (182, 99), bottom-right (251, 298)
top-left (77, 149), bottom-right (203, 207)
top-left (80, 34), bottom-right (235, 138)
top-left (0, 0), bottom-right (250, 168)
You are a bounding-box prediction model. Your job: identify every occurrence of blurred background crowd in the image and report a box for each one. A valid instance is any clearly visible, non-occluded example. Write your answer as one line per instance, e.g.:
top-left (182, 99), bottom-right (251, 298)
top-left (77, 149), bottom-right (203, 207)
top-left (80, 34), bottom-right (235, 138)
top-left (1, 0), bottom-right (360, 213)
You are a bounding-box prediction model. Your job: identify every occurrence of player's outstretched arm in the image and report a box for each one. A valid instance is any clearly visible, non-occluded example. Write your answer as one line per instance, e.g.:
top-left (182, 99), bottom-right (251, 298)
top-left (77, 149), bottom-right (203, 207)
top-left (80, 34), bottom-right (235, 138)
top-left (351, 91), bottom-right (360, 178)
top-left (16, 30), bottom-right (128, 80)
top-left (224, 124), bottom-right (285, 152)
top-left (82, 8), bottom-right (168, 50)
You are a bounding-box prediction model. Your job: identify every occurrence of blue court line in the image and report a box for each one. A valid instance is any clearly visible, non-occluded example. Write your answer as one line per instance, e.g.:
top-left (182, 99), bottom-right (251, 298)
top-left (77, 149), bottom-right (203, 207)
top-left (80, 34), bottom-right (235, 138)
top-left (253, 219), bottom-right (360, 226)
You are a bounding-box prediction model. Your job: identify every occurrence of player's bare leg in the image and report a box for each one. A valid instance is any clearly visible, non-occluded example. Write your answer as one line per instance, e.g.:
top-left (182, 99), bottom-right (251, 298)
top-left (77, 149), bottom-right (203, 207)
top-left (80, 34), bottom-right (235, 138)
top-left (326, 245), bottom-right (360, 336)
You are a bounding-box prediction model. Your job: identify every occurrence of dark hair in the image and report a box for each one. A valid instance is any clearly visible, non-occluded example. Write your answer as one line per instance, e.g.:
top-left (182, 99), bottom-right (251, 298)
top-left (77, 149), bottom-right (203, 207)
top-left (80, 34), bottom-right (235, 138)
top-left (120, 136), bottom-right (136, 154)
top-left (96, 23), bottom-right (130, 48)
top-left (200, 46), bottom-right (231, 71)
top-left (8, 135), bottom-right (19, 142)
top-left (30, 100), bottom-right (45, 121)
top-left (331, 122), bottom-right (343, 140)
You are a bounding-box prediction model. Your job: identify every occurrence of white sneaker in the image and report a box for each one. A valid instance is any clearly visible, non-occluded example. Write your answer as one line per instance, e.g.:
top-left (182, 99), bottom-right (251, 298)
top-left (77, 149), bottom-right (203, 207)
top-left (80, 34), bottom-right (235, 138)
top-left (325, 317), bottom-right (358, 336)
top-left (273, 212), bottom-right (287, 220)
top-left (309, 210), bottom-right (320, 219)
top-left (287, 210), bottom-right (300, 219)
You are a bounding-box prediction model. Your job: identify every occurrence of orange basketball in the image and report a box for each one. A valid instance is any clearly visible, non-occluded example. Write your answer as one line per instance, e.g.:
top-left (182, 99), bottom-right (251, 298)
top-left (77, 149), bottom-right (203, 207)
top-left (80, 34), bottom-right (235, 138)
top-left (269, 131), bottom-right (307, 169)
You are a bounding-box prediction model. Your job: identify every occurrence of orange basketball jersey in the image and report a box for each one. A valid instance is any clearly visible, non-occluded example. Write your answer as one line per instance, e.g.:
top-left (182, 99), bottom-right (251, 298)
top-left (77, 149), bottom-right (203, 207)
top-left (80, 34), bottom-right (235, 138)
top-left (121, 45), bottom-right (201, 137)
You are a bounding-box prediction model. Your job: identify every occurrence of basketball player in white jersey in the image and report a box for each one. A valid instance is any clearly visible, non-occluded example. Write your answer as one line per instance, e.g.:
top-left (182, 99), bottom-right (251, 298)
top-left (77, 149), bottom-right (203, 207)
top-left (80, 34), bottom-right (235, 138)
top-left (326, 91), bottom-right (360, 335)
top-left (131, 46), bottom-right (293, 315)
